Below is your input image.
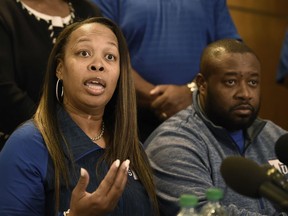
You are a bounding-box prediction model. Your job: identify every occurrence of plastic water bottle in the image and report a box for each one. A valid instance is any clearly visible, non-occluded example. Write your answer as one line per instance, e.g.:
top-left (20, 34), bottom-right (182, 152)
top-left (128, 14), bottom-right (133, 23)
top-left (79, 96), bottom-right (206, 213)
top-left (200, 188), bottom-right (227, 216)
top-left (177, 194), bottom-right (199, 216)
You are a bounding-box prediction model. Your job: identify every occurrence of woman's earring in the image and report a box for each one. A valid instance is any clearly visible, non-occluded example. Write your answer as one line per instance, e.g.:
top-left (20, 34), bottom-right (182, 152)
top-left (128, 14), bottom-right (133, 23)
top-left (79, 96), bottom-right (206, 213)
top-left (56, 79), bottom-right (64, 102)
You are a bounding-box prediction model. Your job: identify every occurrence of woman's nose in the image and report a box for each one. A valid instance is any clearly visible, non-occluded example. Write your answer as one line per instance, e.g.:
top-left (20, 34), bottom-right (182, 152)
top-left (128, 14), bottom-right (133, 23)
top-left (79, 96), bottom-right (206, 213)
top-left (88, 62), bottom-right (104, 72)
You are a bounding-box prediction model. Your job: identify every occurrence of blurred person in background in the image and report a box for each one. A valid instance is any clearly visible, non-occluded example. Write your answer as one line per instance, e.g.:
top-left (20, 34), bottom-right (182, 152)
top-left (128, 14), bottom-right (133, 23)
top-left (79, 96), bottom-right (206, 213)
top-left (276, 28), bottom-right (288, 88)
top-left (0, 0), bottom-right (102, 150)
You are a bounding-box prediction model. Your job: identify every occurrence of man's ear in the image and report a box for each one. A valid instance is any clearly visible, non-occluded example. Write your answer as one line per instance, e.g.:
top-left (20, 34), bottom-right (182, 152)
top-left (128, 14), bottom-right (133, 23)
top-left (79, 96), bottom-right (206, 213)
top-left (56, 61), bottom-right (63, 79)
top-left (195, 73), bottom-right (207, 93)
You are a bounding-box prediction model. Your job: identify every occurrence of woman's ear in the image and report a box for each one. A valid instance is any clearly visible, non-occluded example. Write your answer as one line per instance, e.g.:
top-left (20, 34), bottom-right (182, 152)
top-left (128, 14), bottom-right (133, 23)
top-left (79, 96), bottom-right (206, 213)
top-left (56, 61), bottom-right (63, 79)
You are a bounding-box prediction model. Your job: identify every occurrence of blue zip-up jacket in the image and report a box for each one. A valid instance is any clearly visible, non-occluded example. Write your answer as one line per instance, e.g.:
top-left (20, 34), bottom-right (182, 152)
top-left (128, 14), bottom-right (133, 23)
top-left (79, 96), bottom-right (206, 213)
top-left (145, 90), bottom-right (288, 216)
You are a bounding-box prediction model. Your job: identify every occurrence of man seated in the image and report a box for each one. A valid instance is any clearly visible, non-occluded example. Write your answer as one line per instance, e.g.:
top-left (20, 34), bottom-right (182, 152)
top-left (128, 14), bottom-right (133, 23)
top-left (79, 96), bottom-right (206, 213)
top-left (145, 39), bottom-right (288, 216)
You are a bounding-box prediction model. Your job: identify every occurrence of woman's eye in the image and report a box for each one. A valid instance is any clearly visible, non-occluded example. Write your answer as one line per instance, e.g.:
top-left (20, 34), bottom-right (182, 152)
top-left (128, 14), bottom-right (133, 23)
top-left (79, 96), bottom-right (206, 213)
top-left (79, 51), bottom-right (90, 57)
top-left (105, 54), bottom-right (115, 61)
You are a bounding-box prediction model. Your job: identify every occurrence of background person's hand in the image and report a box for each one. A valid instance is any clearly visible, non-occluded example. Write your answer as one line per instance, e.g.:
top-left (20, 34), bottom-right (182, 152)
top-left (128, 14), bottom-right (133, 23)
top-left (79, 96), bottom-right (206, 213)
top-left (68, 159), bottom-right (130, 216)
top-left (150, 84), bottom-right (193, 119)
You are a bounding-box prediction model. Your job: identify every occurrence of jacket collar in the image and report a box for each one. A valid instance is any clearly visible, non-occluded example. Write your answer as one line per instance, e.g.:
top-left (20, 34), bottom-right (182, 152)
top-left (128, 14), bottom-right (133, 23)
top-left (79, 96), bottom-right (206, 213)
top-left (57, 106), bottom-right (103, 161)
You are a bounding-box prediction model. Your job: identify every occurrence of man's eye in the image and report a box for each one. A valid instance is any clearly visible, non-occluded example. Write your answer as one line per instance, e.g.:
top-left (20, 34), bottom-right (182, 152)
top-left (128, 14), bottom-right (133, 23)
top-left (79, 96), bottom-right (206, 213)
top-left (249, 80), bottom-right (259, 86)
top-left (106, 54), bottom-right (115, 61)
top-left (225, 80), bottom-right (236, 86)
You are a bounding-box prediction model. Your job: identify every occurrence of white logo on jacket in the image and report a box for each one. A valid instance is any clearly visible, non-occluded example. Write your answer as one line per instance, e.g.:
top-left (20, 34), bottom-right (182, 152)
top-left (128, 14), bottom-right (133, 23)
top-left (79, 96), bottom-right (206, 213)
top-left (268, 159), bottom-right (288, 175)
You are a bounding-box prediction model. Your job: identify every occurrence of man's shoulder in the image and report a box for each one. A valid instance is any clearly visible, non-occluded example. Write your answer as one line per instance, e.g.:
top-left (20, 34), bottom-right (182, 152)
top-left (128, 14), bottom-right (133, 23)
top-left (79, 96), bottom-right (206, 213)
top-left (155, 105), bottom-right (197, 133)
top-left (144, 105), bottom-right (205, 147)
top-left (259, 119), bottom-right (288, 138)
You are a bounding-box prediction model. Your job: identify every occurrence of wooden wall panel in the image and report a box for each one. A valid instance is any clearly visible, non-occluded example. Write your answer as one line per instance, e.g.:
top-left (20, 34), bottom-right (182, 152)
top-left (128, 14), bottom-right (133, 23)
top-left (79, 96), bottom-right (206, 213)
top-left (227, 0), bottom-right (288, 130)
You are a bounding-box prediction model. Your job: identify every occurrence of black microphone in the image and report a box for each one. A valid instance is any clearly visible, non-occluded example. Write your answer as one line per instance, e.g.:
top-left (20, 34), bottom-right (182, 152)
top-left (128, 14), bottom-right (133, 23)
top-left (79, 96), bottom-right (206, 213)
top-left (275, 133), bottom-right (288, 166)
top-left (220, 156), bottom-right (288, 211)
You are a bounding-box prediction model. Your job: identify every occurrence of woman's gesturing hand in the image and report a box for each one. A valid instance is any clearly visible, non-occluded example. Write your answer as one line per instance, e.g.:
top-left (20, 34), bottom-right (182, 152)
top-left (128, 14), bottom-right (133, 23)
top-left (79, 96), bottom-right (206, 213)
top-left (68, 159), bottom-right (130, 216)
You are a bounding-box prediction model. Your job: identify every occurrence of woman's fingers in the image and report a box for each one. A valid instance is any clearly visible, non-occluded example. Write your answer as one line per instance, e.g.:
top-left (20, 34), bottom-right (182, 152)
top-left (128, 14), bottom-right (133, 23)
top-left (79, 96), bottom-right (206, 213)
top-left (69, 160), bottom-right (130, 216)
top-left (94, 159), bottom-right (130, 202)
top-left (108, 159), bottom-right (130, 197)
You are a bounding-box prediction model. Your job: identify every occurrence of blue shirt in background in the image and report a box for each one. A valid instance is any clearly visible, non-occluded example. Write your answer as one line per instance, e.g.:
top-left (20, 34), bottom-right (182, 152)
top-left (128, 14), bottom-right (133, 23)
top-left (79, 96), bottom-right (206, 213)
top-left (92, 0), bottom-right (241, 84)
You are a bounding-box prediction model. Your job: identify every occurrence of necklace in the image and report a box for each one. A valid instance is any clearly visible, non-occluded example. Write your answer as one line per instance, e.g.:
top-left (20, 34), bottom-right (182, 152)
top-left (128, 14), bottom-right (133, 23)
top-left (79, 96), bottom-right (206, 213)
top-left (91, 122), bottom-right (105, 142)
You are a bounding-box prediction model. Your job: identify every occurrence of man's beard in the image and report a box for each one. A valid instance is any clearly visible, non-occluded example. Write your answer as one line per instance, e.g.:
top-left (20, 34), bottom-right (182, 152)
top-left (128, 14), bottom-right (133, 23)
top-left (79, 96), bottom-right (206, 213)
top-left (204, 92), bottom-right (260, 131)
